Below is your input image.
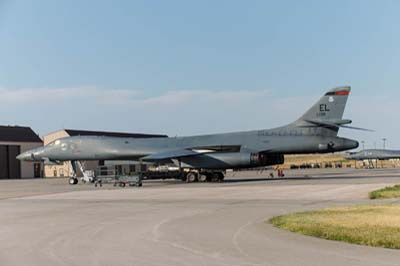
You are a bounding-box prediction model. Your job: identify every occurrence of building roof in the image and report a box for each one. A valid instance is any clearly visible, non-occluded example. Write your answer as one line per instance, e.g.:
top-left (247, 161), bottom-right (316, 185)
top-left (64, 129), bottom-right (168, 139)
top-left (0, 126), bottom-right (43, 143)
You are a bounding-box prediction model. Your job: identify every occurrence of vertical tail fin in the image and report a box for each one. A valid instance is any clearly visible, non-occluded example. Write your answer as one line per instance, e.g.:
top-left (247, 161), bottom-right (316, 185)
top-left (299, 86), bottom-right (351, 122)
top-left (288, 86), bottom-right (352, 137)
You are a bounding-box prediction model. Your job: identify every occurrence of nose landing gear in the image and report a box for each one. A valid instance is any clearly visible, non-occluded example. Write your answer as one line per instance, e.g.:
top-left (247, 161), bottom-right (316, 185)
top-left (69, 177), bottom-right (78, 185)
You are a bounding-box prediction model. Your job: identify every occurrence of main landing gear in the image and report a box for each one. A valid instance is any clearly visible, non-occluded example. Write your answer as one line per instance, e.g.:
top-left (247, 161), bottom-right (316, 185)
top-left (183, 171), bottom-right (225, 183)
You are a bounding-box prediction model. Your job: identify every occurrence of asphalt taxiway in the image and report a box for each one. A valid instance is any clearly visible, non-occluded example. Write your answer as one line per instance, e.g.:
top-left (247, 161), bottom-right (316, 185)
top-left (0, 168), bottom-right (399, 266)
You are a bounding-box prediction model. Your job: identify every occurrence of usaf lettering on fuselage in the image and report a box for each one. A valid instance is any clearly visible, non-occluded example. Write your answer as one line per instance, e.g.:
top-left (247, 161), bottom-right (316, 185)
top-left (317, 104), bottom-right (330, 117)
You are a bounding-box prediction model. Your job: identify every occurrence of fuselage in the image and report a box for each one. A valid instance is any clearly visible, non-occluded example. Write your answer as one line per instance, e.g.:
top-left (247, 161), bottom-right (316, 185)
top-left (17, 127), bottom-right (358, 169)
top-left (17, 86), bottom-right (360, 170)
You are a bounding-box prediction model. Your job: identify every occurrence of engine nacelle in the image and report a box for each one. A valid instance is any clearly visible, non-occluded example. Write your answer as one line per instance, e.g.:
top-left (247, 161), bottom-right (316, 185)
top-left (180, 152), bottom-right (285, 169)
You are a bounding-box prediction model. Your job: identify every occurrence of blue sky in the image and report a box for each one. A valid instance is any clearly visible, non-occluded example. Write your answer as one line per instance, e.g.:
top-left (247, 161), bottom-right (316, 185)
top-left (0, 0), bottom-right (399, 149)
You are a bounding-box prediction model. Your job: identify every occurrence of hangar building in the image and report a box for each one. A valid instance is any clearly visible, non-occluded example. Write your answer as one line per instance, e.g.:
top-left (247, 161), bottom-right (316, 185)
top-left (43, 129), bottom-right (167, 178)
top-left (0, 126), bottom-right (43, 179)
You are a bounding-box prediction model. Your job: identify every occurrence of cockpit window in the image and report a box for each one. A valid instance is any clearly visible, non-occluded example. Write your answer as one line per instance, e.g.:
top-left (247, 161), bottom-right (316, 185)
top-left (47, 139), bottom-right (61, 147)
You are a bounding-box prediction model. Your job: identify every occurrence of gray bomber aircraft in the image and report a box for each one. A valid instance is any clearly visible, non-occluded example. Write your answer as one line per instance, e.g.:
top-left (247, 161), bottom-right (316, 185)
top-left (346, 149), bottom-right (400, 161)
top-left (18, 86), bottom-right (360, 184)
top-left (345, 149), bottom-right (400, 168)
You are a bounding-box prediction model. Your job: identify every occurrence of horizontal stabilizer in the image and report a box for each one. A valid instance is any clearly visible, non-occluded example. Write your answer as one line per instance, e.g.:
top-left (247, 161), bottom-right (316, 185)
top-left (304, 119), bottom-right (373, 132)
top-left (339, 125), bottom-right (375, 132)
top-left (305, 119), bottom-right (351, 127)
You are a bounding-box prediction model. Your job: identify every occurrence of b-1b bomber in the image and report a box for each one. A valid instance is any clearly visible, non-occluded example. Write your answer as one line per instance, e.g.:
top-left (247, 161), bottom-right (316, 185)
top-left (18, 86), bottom-right (361, 184)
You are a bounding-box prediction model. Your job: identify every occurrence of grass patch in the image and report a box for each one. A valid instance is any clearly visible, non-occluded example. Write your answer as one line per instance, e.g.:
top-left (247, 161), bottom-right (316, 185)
top-left (270, 204), bottom-right (400, 249)
top-left (369, 185), bottom-right (400, 199)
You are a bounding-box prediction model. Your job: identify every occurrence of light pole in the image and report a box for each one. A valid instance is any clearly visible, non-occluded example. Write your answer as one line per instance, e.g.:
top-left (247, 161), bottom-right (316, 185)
top-left (382, 138), bottom-right (387, 150)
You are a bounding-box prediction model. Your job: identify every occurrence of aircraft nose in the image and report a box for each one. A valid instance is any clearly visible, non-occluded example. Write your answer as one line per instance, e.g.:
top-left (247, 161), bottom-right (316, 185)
top-left (16, 152), bottom-right (31, 161)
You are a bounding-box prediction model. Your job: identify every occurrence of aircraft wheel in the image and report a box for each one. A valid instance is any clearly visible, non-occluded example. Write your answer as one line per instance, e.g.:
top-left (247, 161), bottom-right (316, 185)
top-left (210, 173), bottom-right (220, 182)
top-left (186, 172), bottom-right (198, 183)
top-left (69, 178), bottom-right (78, 185)
top-left (119, 182), bottom-right (126, 187)
top-left (181, 175), bottom-right (187, 182)
top-left (198, 174), bottom-right (208, 182)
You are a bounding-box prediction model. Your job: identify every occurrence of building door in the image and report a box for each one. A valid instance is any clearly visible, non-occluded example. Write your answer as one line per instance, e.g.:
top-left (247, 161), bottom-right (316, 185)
top-left (0, 145), bottom-right (21, 179)
top-left (0, 145), bottom-right (8, 178)
top-left (8, 145), bottom-right (21, 179)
